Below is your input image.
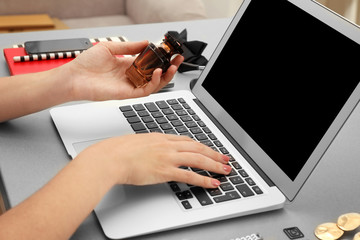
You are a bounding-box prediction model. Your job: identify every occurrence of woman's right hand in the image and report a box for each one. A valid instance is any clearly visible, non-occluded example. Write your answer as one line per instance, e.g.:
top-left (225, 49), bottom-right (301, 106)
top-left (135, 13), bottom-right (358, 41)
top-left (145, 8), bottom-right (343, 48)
top-left (75, 133), bottom-right (231, 189)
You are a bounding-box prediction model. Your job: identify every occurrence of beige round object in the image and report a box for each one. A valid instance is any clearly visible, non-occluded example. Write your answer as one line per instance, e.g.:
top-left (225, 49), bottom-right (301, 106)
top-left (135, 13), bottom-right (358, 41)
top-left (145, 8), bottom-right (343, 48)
top-left (337, 213), bottom-right (360, 231)
top-left (354, 232), bottom-right (360, 240)
top-left (315, 222), bottom-right (344, 240)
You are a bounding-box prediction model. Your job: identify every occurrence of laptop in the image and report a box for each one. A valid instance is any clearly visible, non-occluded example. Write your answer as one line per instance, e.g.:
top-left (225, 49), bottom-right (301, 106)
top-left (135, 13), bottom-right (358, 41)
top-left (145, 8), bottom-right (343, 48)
top-left (50, 0), bottom-right (360, 238)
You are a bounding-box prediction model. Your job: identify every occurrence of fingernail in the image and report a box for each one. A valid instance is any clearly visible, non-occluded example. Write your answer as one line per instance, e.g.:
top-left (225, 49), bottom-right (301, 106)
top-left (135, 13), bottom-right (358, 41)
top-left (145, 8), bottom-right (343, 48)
top-left (223, 165), bottom-right (232, 172)
top-left (222, 155), bottom-right (230, 163)
top-left (211, 179), bottom-right (221, 187)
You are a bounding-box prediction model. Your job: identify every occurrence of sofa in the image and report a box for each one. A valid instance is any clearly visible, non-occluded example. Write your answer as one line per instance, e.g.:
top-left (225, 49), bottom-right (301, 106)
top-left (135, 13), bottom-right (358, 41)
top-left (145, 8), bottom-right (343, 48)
top-left (0, 0), bottom-right (207, 29)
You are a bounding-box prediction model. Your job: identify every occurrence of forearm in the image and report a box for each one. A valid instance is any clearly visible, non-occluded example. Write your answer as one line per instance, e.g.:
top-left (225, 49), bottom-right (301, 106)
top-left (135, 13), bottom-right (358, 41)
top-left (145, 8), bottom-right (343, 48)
top-left (0, 66), bottom-right (73, 122)
top-left (0, 153), bottom-right (115, 240)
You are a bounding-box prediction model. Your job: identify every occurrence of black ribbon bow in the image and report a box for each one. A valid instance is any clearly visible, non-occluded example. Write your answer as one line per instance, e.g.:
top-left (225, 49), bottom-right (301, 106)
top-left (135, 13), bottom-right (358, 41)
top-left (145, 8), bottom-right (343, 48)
top-left (167, 29), bottom-right (208, 73)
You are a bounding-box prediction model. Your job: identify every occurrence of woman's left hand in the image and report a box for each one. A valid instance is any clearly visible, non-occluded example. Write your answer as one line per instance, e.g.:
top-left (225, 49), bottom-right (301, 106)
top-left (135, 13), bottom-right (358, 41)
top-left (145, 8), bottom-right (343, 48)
top-left (66, 40), bottom-right (184, 101)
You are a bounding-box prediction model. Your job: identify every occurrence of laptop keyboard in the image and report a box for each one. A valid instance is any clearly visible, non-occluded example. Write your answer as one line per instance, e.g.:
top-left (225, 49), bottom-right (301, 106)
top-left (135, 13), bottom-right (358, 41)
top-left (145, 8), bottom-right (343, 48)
top-left (119, 98), bottom-right (263, 210)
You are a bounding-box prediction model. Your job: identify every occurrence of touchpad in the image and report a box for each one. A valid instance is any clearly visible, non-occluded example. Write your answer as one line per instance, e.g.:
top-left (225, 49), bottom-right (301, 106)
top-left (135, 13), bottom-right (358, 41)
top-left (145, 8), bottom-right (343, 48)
top-left (73, 138), bottom-right (108, 155)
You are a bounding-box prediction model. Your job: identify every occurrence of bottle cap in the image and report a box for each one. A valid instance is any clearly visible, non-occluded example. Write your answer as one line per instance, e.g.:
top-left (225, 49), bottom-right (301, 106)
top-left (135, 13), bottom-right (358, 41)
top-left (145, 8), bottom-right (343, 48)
top-left (164, 32), bottom-right (184, 54)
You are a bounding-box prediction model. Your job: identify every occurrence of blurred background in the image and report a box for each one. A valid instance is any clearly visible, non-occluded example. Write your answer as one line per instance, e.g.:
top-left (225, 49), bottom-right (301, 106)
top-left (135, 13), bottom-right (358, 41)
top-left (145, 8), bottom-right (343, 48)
top-left (0, 0), bottom-right (359, 33)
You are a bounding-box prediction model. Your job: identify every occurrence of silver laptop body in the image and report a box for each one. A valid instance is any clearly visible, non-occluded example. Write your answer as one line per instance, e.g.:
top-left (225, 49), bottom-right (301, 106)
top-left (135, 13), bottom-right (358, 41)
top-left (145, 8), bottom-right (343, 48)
top-left (50, 0), bottom-right (360, 239)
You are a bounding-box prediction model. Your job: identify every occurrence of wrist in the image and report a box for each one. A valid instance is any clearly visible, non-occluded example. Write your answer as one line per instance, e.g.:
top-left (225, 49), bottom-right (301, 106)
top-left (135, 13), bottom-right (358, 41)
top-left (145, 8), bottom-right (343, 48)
top-left (72, 141), bottom-right (122, 190)
top-left (53, 63), bottom-right (80, 102)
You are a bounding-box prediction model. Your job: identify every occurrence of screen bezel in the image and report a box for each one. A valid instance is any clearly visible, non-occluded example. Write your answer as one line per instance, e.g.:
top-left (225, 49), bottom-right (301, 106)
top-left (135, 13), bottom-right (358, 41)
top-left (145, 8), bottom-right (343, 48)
top-left (192, 0), bottom-right (360, 201)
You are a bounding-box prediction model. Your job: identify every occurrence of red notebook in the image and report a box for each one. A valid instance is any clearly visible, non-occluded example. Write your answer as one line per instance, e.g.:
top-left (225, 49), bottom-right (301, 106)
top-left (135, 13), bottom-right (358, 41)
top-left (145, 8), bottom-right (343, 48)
top-left (3, 47), bottom-right (75, 75)
top-left (3, 37), bottom-right (128, 76)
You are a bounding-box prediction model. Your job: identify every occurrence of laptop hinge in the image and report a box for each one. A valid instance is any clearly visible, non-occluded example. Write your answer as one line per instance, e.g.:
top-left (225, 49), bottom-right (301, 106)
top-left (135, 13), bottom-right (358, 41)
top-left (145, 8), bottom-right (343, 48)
top-left (193, 98), bottom-right (275, 187)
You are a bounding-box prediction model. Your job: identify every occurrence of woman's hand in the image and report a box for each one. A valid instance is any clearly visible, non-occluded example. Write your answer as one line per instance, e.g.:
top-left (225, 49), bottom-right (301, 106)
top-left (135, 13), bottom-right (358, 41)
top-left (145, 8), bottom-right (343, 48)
top-left (75, 133), bottom-right (231, 189)
top-left (66, 41), bottom-right (184, 101)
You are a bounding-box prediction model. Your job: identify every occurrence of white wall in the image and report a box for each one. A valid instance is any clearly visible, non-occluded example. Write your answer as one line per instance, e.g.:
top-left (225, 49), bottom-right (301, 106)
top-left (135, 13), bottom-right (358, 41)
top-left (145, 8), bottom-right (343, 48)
top-left (202, 0), bottom-right (244, 18)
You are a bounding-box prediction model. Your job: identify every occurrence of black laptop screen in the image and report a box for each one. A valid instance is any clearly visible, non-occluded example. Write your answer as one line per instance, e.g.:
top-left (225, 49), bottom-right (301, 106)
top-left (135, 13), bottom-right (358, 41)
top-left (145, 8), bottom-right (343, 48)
top-left (202, 0), bottom-right (360, 180)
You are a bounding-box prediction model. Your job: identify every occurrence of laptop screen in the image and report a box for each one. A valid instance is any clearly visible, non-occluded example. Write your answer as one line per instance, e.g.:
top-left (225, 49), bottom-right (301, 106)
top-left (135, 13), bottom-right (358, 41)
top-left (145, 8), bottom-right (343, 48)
top-left (201, 0), bottom-right (360, 182)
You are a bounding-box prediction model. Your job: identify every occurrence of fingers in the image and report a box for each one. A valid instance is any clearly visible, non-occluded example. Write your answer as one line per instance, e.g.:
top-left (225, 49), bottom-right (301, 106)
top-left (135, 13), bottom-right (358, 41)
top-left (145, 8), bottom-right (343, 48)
top-left (99, 40), bottom-right (149, 56)
top-left (162, 135), bottom-right (231, 188)
top-left (145, 55), bottom-right (184, 93)
top-left (172, 167), bottom-right (231, 189)
top-left (175, 140), bottom-right (228, 164)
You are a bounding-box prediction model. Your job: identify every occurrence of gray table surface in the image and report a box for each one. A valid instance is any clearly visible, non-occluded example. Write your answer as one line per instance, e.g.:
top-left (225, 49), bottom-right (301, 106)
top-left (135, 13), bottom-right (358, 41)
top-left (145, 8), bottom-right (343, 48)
top-left (1, 19), bottom-right (360, 240)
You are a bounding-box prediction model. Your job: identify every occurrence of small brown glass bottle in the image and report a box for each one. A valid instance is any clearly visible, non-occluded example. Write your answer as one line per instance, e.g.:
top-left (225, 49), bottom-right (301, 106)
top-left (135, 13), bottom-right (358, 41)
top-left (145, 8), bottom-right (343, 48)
top-left (126, 32), bottom-right (184, 88)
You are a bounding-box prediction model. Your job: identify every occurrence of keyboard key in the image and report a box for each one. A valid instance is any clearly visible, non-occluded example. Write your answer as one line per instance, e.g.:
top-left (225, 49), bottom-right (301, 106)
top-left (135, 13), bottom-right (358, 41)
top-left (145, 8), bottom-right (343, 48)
top-left (182, 103), bottom-right (190, 109)
top-left (123, 111), bottom-right (137, 118)
top-left (207, 188), bottom-right (222, 196)
top-left (133, 104), bottom-right (145, 111)
top-left (144, 102), bottom-right (159, 112)
top-left (231, 162), bottom-right (242, 169)
top-left (239, 169), bottom-right (249, 178)
top-left (162, 109), bottom-right (174, 115)
top-left (228, 154), bottom-right (236, 162)
top-left (195, 134), bottom-right (208, 141)
top-left (236, 184), bottom-right (255, 197)
top-left (151, 111), bottom-right (163, 118)
top-left (169, 183), bottom-right (181, 192)
top-left (171, 120), bottom-right (183, 127)
top-left (190, 187), bottom-right (213, 206)
top-left (202, 127), bottom-right (211, 133)
top-left (220, 182), bottom-right (234, 191)
top-left (156, 117), bottom-right (168, 124)
top-left (183, 190), bottom-right (193, 199)
top-left (200, 140), bottom-right (213, 147)
top-left (187, 109), bottom-right (196, 115)
top-left (213, 191), bottom-right (241, 203)
top-left (156, 100), bottom-right (169, 109)
top-left (135, 130), bottom-right (148, 134)
top-left (166, 114), bottom-right (178, 121)
top-left (138, 111), bottom-right (149, 117)
top-left (227, 168), bottom-right (238, 176)
top-left (197, 120), bottom-right (206, 127)
top-left (245, 178), bottom-right (256, 186)
top-left (131, 123), bottom-right (146, 132)
top-left (229, 176), bottom-right (244, 185)
top-left (180, 116), bottom-right (192, 122)
top-left (211, 174), bottom-right (227, 182)
top-left (192, 115), bottom-right (201, 121)
top-left (176, 110), bottom-right (188, 116)
top-left (141, 116), bottom-right (154, 123)
top-left (160, 123), bottom-right (173, 130)
top-left (219, 147), bottom-right (229, 154)
top-left (252, 186), bottom-right (263, 195)
top-left (208, 134), bottom-right (217, 140)
top-left (171, 104), bottom-right (183, 110)
top-left (167, 99), bottom-right (178, 105)
top-left (213, 140), bottom-right (223, 147)
top-left (119, 105), bottom-right (132, 112)
top-left (181, 200), bottom-right (192, 210)
top-left (150, 128), bottom-right (162, 133)
top-left (176, 192), bottom-right (187, 200)
top-left (190, 127), bottom-right (202, 134)
top-left (146, 122), bottom-right (158, 129)
top-left (185, 121), bottom-right (197, 128)
top-left (164, 129), bottom-right (177, 135)
top-left (175, 126), bottom-right (188, 133)
top-left (177, 98), bottom-right (186, 103)
top-left (127, 116), bottom-right (141, 124)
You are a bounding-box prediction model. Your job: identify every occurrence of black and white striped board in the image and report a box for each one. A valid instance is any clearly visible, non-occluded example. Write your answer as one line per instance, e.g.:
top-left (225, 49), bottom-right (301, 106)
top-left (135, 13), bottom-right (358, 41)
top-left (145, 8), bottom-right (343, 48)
top-left (13, 36), bottom-right (130, 62)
